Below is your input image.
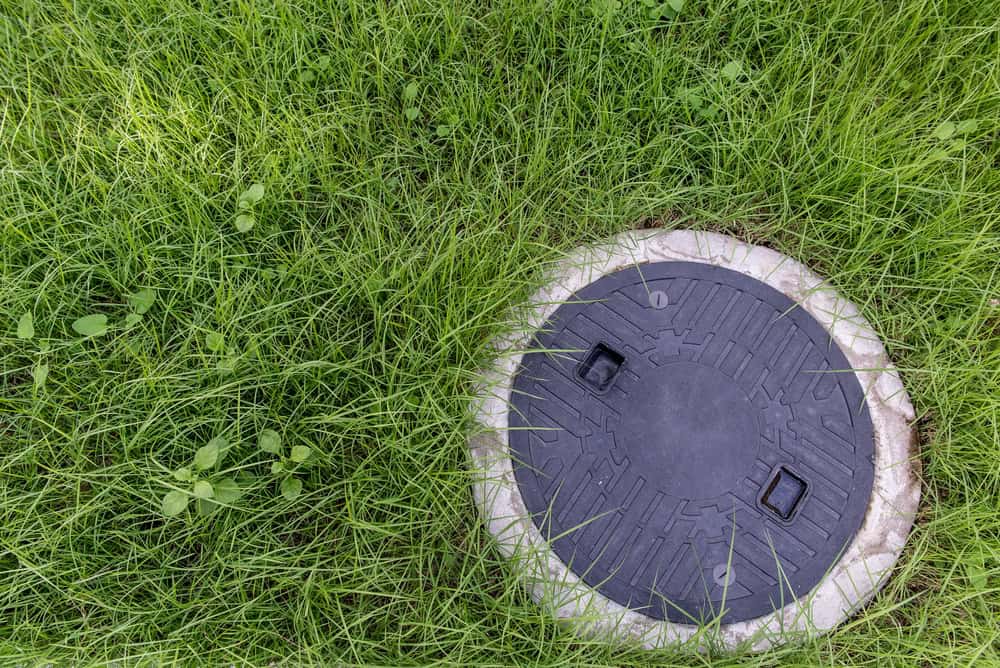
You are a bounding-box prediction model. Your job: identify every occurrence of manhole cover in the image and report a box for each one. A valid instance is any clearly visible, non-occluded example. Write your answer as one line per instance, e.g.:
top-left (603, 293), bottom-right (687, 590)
top-left (508, 261), bottom-right (874, 623)
top-left (470, 230), bottom-right (919, 651)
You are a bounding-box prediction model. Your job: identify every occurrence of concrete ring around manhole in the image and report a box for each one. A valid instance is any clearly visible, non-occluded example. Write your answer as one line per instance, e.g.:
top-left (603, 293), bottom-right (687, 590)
top-left (468, 229), bottom-right (919, 652)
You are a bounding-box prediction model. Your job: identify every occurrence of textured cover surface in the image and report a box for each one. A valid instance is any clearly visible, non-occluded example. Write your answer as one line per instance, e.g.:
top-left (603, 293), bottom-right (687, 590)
top-left (509, 261), bottom-right (875, 623)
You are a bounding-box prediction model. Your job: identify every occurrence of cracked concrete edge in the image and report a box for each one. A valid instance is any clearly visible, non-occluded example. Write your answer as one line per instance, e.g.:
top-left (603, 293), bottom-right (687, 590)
top-left (468, 230), bottom-right (920, 652)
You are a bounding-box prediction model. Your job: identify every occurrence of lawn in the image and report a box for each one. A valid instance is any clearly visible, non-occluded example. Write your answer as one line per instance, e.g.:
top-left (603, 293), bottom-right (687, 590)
top-left (1, 0), bottom-right (998, 665)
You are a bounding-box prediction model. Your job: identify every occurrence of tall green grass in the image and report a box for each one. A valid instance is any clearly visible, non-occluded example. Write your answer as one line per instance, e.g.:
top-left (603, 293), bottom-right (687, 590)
top-left (1, 0), bottom-right (998, 664)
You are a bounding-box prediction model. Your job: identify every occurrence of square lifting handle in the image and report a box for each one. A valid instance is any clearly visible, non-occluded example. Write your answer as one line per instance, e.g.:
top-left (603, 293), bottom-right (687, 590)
top-left (761, 467), bottom-right (808, 520)
top-left (577, 342), bottom-right (625, 394)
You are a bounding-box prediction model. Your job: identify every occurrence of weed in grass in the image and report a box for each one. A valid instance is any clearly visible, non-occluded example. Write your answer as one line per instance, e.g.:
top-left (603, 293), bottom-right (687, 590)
top-left (30, 361), bottom-right (48, 391)
top-left (15, 313), bottom-right (33, 340)
top-left (159, 435), bottom-right (242, 517)
top-left (259, 428), bottom-right (311, 501)
top-left (205, 331), bottom-right (225, 353)
top-left (71, 313), bottom-right (109, 338)
top-left (403, 81), bottom-right (420, 121)
top-left (719, 60), bottom-right (744, 82)
top-left (235, 182), bottom-right (265, 232)
top-left (643, 0), bottom-right (685, 21)
top-left (127, 289), bottom-right (157, 315)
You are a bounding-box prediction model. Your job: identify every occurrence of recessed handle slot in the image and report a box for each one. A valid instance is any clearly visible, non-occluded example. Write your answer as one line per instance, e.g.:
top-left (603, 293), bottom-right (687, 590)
top-left (576, 342), bottom-right (625, 393)
top-left (761, 467), bottom-right (808, 520)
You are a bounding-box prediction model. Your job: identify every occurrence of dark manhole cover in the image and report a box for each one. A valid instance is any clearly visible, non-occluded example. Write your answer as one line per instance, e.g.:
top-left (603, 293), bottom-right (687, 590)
top-left (509, 261), bottom-right (875, 624)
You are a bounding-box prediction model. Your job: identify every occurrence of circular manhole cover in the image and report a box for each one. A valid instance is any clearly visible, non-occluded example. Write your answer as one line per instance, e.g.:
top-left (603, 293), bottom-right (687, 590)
top-left (509, 261), bottom-right (874, 624)
top-left (470, 231), bottom-right (919, 651)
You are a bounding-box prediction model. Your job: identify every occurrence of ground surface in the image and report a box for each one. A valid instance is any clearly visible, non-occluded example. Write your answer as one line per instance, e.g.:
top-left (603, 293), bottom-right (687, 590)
top-left (1, 0), bottom-right (998, 665)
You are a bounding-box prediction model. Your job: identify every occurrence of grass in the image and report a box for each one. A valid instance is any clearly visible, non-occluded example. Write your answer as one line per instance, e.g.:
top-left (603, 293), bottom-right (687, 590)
top-left (1, 0), bottom-right (998, 664)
